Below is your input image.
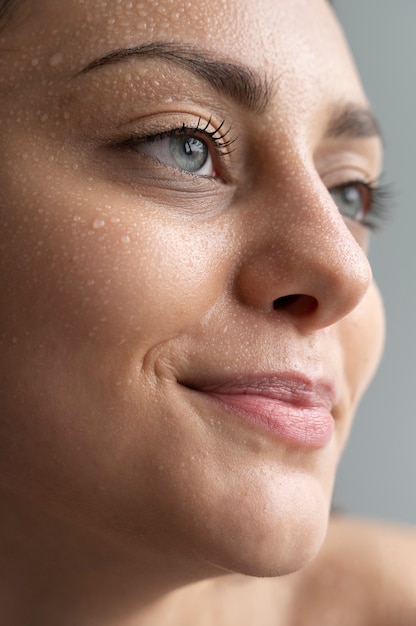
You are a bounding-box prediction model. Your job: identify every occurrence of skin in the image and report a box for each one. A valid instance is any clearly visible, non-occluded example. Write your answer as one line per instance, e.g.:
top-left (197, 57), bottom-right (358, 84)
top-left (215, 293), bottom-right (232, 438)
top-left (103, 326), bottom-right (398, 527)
top-left (1, 0), bottom-right (414, 624)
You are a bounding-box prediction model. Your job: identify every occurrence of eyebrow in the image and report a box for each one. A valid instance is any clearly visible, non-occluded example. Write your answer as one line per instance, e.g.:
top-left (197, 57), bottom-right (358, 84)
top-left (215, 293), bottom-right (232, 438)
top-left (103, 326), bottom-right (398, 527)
top-left (78, 42), bottom-right (382, 144)
top-left (78, 41), bottom-right (273, 114)
top-left (325, 104), bottom-right (382, 142)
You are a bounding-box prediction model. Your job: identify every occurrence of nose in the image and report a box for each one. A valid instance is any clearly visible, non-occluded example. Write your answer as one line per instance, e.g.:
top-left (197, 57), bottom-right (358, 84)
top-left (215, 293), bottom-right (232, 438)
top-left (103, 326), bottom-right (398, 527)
top-left (235, 170), bottom-right (372, 332)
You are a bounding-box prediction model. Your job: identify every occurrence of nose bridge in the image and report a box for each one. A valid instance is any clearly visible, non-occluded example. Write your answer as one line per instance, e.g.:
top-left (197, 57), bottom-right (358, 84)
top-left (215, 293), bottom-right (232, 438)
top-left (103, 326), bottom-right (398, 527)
top-left (236, 166), bottom-right (372, 328)
top-left (291, 177), bottom-right (371, 286)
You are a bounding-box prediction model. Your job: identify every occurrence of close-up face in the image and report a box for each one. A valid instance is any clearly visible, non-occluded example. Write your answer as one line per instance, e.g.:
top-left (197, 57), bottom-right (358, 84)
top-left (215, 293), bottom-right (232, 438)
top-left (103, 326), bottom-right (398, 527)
top-left (0, 0), bottom-right (384, 579)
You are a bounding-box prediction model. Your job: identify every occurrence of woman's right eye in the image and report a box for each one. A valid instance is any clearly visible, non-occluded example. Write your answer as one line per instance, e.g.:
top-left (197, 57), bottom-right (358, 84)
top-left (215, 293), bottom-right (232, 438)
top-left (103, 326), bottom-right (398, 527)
top-left (135, 133), bottom-right (216, 176)
top-left (122, 116), bottom-right (239, 181)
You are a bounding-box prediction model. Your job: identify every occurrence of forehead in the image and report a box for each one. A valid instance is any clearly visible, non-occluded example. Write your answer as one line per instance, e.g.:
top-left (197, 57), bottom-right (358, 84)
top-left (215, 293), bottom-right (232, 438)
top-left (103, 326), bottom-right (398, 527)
top-left (1, 0), bottom-right (364, 104)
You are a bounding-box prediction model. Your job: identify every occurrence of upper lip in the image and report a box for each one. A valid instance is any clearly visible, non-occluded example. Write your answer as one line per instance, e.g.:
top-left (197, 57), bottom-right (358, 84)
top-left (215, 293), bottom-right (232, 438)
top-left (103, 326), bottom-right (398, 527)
top-left (180, 372), bottom-right (337, 410)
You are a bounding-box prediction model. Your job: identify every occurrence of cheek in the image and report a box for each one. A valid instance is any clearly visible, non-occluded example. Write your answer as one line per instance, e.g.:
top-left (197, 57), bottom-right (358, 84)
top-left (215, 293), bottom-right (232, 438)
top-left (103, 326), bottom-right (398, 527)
top-left (0, 167), bottom-right (231, 518)
top-left (0, 166), bottom-right (229, 353)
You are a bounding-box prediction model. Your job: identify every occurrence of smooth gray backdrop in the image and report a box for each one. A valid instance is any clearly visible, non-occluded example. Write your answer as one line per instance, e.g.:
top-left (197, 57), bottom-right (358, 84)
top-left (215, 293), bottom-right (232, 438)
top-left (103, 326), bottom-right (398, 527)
top-left (333, 0), bottom-right (416, 524)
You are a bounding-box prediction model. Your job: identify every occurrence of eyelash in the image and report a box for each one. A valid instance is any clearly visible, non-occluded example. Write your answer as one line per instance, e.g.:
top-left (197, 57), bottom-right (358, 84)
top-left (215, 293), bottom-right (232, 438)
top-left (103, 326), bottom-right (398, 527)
top-left (125, 117), bottom-right (236, 160)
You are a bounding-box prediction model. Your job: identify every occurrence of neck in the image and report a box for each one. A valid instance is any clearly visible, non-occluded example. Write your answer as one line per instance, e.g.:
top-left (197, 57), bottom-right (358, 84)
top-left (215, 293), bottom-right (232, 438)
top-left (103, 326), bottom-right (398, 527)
top-left (0, 487), bottom-right (297, 626)
top-left (0, 487), bottom-right (226, 626)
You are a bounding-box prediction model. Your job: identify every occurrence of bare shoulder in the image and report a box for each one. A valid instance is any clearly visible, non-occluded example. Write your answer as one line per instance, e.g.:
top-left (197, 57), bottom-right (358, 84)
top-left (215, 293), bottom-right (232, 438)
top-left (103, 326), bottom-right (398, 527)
top-left (289, 515), bottom-right (416, 625)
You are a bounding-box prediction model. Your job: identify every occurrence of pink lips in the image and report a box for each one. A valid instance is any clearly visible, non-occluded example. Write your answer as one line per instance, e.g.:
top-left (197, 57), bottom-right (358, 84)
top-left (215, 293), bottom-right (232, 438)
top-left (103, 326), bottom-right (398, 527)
top-left (185, 375), bottom-right (335, 449)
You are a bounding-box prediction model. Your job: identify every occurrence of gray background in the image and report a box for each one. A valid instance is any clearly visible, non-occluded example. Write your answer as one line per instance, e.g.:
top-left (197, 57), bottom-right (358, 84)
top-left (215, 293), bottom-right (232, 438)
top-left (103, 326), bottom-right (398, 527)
top-left (333, 0), bottom-right (416, 524)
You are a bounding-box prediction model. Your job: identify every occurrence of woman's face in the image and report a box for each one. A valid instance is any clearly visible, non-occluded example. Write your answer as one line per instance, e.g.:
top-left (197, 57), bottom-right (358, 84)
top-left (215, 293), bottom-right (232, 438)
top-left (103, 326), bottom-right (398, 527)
top-left (0, 0), bottom-right (384, 577)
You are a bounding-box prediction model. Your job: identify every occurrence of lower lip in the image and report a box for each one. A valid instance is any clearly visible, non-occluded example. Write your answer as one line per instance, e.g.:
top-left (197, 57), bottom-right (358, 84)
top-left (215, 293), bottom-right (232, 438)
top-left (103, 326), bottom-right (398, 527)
top-left (202, 391), bottom-right (334, 449)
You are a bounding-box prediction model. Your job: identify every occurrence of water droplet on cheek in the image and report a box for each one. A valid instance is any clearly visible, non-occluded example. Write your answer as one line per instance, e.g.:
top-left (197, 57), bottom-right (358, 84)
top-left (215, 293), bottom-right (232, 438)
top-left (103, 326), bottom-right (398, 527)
top-left (48, 52), bottom-right (64, 67)
top-left (92, 218), bottom-right (106, 230)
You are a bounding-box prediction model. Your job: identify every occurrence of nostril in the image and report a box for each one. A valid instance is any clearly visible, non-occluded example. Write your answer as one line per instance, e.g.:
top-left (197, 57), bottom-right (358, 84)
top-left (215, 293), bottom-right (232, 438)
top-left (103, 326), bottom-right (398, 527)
top-left (273, 294), bottom-right (318, 316)
top-left (273, 294), bottom-right (299, 309)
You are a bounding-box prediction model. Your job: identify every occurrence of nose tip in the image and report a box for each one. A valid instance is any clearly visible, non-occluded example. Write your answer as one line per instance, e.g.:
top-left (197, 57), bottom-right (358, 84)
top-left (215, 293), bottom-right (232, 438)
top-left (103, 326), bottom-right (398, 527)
top-left (235, 188), bottom-right (373, 332)
top-left (281, 251), bottom-right (371, 330)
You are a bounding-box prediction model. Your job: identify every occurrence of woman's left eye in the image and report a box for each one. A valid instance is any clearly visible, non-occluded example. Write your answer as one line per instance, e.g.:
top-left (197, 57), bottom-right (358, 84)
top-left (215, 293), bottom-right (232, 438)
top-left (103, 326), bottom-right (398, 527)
top-left (130, 132), bottom-right (217, 177)
top-left (329, 181), bottom-right (372, 223)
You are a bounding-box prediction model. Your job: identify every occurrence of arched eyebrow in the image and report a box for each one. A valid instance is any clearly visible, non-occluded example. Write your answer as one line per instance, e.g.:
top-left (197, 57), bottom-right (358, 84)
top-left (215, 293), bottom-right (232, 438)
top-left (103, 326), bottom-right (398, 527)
top-left (325, 103), bottom-right (382, 142)
top-left (77, 41), bottom-right (274, 114)
top-left (78, 42), bottom-right (382, 144)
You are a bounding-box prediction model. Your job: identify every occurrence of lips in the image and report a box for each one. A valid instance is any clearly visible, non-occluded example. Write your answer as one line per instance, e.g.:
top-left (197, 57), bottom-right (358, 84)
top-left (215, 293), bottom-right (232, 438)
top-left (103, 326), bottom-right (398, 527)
top-left (181, 373), bottom-right (336, 449)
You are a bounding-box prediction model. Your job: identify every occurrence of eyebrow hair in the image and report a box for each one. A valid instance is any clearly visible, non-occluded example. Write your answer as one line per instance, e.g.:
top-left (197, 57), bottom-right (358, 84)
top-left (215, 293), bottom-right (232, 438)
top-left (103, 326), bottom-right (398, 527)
top-left (325, 103), bottom-right (382, 141)
top-left (79, 42), bottom-right (382, 144)
top-left (0, 0), bottom-right (17, 29)
top-left (78, 41), bottom-right (274, 114)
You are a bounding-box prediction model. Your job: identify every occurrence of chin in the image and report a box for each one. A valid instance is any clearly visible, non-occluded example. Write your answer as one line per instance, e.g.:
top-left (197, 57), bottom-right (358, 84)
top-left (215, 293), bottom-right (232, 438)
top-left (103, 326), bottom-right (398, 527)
top-left (221, 504), bottom-right (330, 579)
top-left (173, 470), bottom-right (333, 581)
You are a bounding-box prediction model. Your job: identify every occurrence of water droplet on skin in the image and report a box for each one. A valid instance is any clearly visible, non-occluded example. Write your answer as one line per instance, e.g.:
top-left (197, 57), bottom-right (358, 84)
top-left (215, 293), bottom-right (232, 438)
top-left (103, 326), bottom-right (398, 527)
top-left (48, 52), bottom-right (64, 67)
top-left (120, 235), bottom-right (130, 244)
top-left (92, 218), bottom-right (106, 230)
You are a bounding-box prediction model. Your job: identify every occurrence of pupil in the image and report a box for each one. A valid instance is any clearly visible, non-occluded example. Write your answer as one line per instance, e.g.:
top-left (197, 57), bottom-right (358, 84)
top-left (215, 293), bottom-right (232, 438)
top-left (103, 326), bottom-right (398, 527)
top-left (344, 186), bottom-right (360, 205)
top-left (170, 136), bottom-right (208, 172)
